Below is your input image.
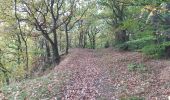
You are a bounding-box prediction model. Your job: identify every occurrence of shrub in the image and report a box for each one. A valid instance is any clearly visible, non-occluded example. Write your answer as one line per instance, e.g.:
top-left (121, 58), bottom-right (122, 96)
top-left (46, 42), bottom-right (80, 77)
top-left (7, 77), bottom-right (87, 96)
top-left (141, 44), bottom-right (165, 58)
top-left (129, 96), bottom-right (144, 100)
top-left (141, 41), bottom-right (170, 58)
top-left (128, 63), bottom-right (137, 71)
top-left (115, 36), bottom-right (155, 51)
top-left (115, 43), bottom-right (128, 50)
top-left (126, 36), bottom-right (155, 51)
top-left (127, 63), bottom-right (146, 72)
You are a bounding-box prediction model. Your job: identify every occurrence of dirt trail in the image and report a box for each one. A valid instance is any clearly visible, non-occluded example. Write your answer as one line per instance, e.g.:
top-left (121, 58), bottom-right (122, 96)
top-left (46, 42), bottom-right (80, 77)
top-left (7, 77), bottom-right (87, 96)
top-left (61, 49), bottom-right (109, 99)
top-left (55, 48), bottom-right (170, 100)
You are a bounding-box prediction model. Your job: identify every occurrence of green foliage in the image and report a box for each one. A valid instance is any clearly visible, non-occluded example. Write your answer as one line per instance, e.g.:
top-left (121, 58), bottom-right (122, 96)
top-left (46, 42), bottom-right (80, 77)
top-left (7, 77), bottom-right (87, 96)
top-left (115, 36), bottom-right (155, 51)
top-left (141, 44), bottom-right (165, 58)
top-left (162, 41), bottom-right (170, 47)
top-left (123, 19), bottom-right (139, 32)
top-left (134, 0), bottom-right (167, 6)
top-left (127, 63), bottom-right (146, 72)
top-left (141, 41), bottom-right (170, 58)
top-left (115, 43), bottom-right (128, 50)
top-left (115, 2), bottom-right (170, 59)
top-left (127, 36), bottom-right (155, 51)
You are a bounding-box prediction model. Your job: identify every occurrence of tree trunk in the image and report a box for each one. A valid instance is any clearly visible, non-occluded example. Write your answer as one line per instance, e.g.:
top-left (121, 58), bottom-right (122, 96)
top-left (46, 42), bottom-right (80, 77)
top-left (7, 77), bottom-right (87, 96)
top-left (92, 36), bottom-right (96, 49)
top-left (79, 31), bottom-right (84, 48)
top-left (52, 31), bottom-right (60, 64)
top-left (59, 32), bottom-right (62, 51)
top-left (115, 30), bottom-right (129, 43)
top-left (165, 46), bottom-right (170, 57)
top-left (24, 40), bottom-right (29, 78)
top-left (16, 33), bottom-right (21, 65)
top-left (65, 26), bottom-right (69, 54)
top-left (51, 44), bottom-right (60, 64)
top-left (83, 33), bottom-right (87, 48)
top-left (5, 73), bottom-right (9, 85)
top-left (87, 33), bottom-right (93, 49)
top-left (45, 40), bottom-right (51, 63)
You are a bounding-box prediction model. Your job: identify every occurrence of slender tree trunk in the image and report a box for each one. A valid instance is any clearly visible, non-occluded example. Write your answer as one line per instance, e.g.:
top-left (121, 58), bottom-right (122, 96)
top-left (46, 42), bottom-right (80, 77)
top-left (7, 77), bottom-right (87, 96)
top-left (16, 33), bottom-right (21, 65)
top-left (87, 33), bottom-right (92, 49)
top-left (92, 36), bottom-right (96, 49)
top-left (65, 25), bottom-right (69, 54)
top-left (24, 40), bottom-right (29, 78)
top-left (89, 37), bottom-right (92, 49)
top-left (5, 73), bottom-right (9, 85)
top-left (45, 40), bottom-right (51, 62)
top-left (83, 33), bottom-right (87, 48)
top-left (79, 34), bottom-right (82, 48)
top-left (58, 32), bottom-right (61, 51)
top-left (79, 31), bottom-right (84, 48)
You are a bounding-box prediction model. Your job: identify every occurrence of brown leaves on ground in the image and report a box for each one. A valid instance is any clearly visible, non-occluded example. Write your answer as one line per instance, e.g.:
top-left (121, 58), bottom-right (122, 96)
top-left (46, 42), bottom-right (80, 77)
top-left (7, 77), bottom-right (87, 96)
top-left (58, 48), bottom-right (170, 100)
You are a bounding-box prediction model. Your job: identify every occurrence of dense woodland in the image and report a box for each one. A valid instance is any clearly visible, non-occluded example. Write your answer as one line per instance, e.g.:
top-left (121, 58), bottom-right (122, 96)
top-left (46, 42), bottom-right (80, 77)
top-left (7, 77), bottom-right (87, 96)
top-left (0, 0), bottom-right (170, 99)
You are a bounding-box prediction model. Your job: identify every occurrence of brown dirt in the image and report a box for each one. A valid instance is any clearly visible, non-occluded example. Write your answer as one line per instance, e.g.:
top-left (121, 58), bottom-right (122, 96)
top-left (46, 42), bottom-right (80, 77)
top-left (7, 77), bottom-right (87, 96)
top-left (53, 48), bottom-right (170, 100)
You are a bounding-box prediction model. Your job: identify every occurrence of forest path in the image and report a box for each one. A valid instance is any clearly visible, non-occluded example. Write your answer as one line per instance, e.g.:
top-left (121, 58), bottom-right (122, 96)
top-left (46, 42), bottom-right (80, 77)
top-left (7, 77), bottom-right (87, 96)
top-left (60, 48), bottom-right (114, 100)
top-left (59, 49), bottom-right (116, 100)
top-left (55, 48), bottom-right (170, 100)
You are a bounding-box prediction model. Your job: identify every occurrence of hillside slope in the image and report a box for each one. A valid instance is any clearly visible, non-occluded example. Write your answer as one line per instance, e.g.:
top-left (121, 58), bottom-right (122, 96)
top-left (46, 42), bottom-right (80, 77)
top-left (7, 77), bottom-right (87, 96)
top-left (0, 48), bottom-right (170, 100)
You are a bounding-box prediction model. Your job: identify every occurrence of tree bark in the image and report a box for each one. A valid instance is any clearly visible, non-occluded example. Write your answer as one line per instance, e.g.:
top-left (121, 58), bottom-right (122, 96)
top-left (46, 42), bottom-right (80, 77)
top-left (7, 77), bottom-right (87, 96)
top-left (65, 25), bottom-right (69, 54)
top-left (51, 44), bottom-right (60, 64)
top-left (79, 31), bottom-right (84, 48)
top-left (92, 36), bottom-right (96, 49)
top-left (52, 31), bottom-right (60, 64)
top-left (83, 33), bottom-right (87, 48)
top-left (45, 40), bottom-right (51, 62)
top-left (115, 30), bottom-right (129, 43)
